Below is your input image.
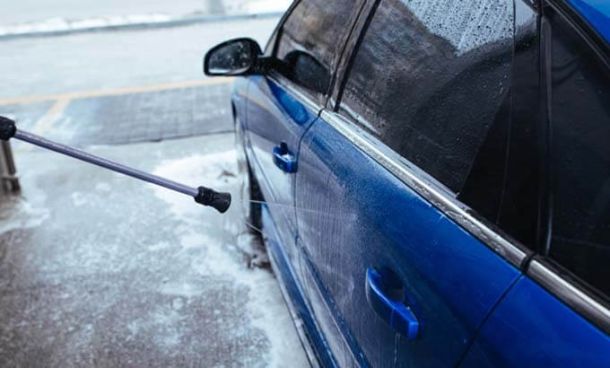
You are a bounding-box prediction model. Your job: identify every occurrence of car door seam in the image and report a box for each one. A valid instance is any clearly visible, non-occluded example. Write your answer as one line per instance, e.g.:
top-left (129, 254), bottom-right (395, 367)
top-left (454, 274), bottom-right (525, 367)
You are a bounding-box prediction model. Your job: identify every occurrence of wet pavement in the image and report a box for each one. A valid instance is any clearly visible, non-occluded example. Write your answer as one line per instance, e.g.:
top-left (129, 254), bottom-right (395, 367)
top-left (0, 133), bottom-right (309, 367)
top-left (0, 8), bottom-right (309, 366)
top-left (1, 81), bottom-right (234, 146)
top-left (0, 17), bottom-right (277, 100)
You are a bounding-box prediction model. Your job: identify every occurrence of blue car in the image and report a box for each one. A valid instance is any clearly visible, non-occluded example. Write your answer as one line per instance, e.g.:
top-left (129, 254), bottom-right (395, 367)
top-left (204, 0), bottom-right (610, 366)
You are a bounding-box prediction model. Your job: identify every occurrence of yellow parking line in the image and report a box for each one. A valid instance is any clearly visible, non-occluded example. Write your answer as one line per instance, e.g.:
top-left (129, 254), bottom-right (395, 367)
top-left (32, 97), bottom-right (71, 135)
top-left (0, 78), bottom-right (234, 106)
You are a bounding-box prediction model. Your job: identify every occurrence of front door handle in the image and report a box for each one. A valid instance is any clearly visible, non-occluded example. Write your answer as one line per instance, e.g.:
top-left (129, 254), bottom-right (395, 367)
top-left (365, 268), bottom-right (420, 340)
top-left (273, 142), bottom-right (297, 173)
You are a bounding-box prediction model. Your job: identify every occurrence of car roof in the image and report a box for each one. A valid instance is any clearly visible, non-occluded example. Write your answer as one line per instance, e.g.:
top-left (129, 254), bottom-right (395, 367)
top-left (568, 0), bottom-right (610, 45)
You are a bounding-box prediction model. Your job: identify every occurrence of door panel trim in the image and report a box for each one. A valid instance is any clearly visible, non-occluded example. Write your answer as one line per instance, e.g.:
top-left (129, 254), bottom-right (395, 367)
top-left (319, 108), bottom-right (610, 337)
top-left (528, 259), bottom-right (610, 334)
top-left (319, 110), bottom-right (529, 267)
top-left (267, 70), bottom-right (322, 114)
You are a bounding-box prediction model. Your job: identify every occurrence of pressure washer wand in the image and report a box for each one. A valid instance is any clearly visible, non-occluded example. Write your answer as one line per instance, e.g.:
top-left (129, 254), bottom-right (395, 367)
top-left (0, 116), bottom-right (231, 213)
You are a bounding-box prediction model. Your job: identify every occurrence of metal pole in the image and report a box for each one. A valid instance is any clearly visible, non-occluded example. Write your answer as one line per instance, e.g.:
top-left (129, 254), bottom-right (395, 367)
top-left (15, 130), bottom-right (199, 197)
top-left (0, 115), bottom-right (231, 213)
top-left (0, 140), bottom-right (19, 193)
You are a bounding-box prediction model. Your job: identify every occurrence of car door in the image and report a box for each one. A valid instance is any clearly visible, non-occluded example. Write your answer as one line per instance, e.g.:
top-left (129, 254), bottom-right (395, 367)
top-left (243, 0), bottom-right (366, 270)
top-left (296, 0), bottom-right (533, 366)
top-left (461, 2), bottom-right (610, 366)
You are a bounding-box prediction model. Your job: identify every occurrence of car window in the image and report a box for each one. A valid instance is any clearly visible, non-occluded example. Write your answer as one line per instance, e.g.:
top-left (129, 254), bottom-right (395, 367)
top-left (338, 0), bottom-right (514, 194)
top-left (546, 9), bottom-right (610, 298)
top-left (337, 0), bottom-right (550, 248)
top-left (275, 0), bottom-right (364, 96)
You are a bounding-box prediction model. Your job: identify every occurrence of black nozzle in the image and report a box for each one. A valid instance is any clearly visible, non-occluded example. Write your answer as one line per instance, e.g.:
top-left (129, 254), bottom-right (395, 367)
top-left (0, 116), bottom-right (16, 141)
top-left (194, 186), bottom-right (232, 213)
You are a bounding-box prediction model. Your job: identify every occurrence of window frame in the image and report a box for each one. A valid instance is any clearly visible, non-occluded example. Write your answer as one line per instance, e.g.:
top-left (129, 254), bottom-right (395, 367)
top-left (527, 0), bottom-right (610, 334)
top-left (328, 0), bottom-right (610, 334)
top-left (266, 0), bottom-right (367, 107)
top-left (328, 0), bottom-right (531, 268)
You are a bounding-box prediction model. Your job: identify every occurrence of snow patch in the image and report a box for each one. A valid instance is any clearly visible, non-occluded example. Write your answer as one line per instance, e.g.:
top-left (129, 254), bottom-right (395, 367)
top-left (95, 182), bottom-right (111, 192)
top-left (159, 281), bottom-right (205, 298)
top-left (0, 13), bottom-right (171, 37)
top-left (0, 2), bottom-right (288, 39)
top-left (0, 199), bottom-right (49, 235)
top-left (71, 192), bottom-right (88, 207)
top-left (150, 148), bottom-right (308, 367)
top-left (226, 0), bottom-right (292, 14)
top-left (151, 150), bottom-right (237, 218)
top-left (148, 241), bottom-right (172, 252)
top-left (179, 230), bottom-right (211, 250)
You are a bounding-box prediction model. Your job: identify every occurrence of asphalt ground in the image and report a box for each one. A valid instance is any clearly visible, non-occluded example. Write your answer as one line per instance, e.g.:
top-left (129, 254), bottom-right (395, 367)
top-left (0, 79), bottom-right (234, 146)
top-left (0, 133), bottom-right (309, 367)
top-left (0, 15), bottom-right (310, 368)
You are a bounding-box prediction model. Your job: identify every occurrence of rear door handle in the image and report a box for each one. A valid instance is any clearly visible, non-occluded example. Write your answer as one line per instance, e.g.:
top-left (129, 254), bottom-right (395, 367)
top-left (273, 142), bottom-right (297, 173)
top-left (365, 268), bottom-right (420, 339)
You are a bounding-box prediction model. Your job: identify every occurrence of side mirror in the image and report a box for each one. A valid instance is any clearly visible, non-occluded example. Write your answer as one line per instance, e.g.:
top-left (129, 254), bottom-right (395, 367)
top-left (204, 38), bottom-right (263, 76)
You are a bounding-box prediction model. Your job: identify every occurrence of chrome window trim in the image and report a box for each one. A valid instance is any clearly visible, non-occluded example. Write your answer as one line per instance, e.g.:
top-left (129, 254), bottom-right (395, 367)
top-left (528, 260), bottom-right (610, 334)
top-left (320, 109), bottom-right (528, 267)
top-left (319, 108), bottom-right (610, 335)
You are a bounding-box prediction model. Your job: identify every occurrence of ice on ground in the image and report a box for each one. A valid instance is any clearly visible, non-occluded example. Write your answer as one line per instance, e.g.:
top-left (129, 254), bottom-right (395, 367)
top-left (0, 14), bottom-right (171, 37)
top-left (151, 149), bottom-right (238, 218)
top-left (0, 197), bottom-right (49, 235)
top-left (0, 0), bottom-right (288, 38)
top-left (240, 0), bottom-right (292, 13)
top-left (150, 148), bottom-right (309, 368)
top-left (70, 192), bottom-right (87, 207)
top-left (95, 182), bottom-right (111, 192)
top-left (0, 133), bottom-right (308, 367)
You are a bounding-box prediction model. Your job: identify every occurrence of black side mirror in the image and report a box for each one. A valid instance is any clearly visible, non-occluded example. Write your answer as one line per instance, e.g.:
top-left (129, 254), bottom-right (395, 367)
top-left (204, 38), bottom-right (263, 76)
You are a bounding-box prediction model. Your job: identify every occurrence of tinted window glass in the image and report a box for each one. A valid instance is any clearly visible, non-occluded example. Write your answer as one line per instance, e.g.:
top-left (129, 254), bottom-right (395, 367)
top-left (339, 0), bottom-right (514, 193)
top-left (548, 10), bottom-right (610, 298)
top-left (475, 0), bottom-right (542, 247)
top-left (275, 0), bottom-right (363, 94)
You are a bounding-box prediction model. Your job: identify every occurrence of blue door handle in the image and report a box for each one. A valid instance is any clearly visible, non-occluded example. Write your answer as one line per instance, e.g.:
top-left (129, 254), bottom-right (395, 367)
top-left (273, 142), bottom-right (297, 173)
top-left (365, 268), bottom-right (419, 339)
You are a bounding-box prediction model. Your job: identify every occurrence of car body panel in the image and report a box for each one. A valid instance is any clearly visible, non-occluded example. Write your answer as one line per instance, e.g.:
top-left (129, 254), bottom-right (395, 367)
top-left (567, 0), bottom-right (610, 44)
top-left (227, 0), bottom-right (610, 365)
top-left (261, 204), bottom-right (338, 367)
top-left (244, 73), bottom-right (320, 266)
top-left (295, 115), bottom-right (521, 367)
top-left (460, 275), bottom-right (610, 367)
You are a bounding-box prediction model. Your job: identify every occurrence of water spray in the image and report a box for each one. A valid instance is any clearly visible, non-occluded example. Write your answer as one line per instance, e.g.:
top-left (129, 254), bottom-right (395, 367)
top-left (0, 116), bottom-right (231, 213)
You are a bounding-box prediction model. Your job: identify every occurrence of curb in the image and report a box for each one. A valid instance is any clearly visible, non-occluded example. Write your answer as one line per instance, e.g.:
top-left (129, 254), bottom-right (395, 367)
top-left (0, 11), bottom-right (283, 41)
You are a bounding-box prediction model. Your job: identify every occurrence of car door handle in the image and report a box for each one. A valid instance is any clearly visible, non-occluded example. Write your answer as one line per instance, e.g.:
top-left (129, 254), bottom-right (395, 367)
top-left (272, 142), bottom-right (297, 173)
top-left (365, 268), bottom-right (419, 340)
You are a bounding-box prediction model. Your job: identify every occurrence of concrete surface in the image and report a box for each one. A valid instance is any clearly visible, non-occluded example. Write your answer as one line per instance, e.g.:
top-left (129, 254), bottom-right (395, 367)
top-left (1, 81), bottom-right (234, 147)
top-left (0, 17), bottom-right (278, 100)
top-left (0, 0), bottom-right (290, 25)
top-left (0, 133), bottom-right (310, 367)
top-left (0, 9), bottom-right (308, 367)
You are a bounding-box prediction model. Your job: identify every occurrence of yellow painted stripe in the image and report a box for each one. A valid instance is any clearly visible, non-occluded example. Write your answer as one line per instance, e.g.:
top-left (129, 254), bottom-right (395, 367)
top-left (32, 98), bottom-right (71, 135)
top-left (0, 78), bottom-right (234, 106)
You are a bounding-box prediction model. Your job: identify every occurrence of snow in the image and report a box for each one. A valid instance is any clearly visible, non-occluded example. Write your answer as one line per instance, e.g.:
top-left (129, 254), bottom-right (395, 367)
top-left (95, 182), bottom-right (111, 192)
top-left (0, 196), bottom-right (49, 235)
top-left (70, 192), bottom-right (87, 207)
top-left (151, 150), bottom-right (237, 218)
top-left (0, 1), bottom-right (290, 39)
top-left (0, 14), bottom-right (173, 37)
top-left (232, 0), bottom-right (293, 14)
top-left (151, 148), bottom-right (309, 367)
